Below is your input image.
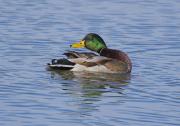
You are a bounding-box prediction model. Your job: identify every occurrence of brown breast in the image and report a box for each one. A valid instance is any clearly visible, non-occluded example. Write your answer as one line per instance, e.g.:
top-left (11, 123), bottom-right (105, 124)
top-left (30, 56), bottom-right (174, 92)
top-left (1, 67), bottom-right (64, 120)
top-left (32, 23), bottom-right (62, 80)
top-left (100, 48), bottom-right (132, 72)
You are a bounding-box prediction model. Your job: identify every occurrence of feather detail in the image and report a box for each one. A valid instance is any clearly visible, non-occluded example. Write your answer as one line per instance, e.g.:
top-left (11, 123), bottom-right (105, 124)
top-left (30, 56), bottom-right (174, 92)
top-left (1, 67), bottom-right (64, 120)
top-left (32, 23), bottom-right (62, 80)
top-left (48, 50), bottom-right (131, 73)
top-left (68, 56), bottom-right (112, 67)
top-left (64, 51), bottom-right (97, 59)
top-left (71, 64), bottom-right (114, 73)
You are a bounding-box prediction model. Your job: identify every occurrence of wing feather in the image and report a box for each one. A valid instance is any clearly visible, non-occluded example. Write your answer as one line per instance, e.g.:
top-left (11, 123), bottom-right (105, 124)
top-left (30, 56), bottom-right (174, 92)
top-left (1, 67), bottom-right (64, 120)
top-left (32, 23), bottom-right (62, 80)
top-left (68, 56), bottom-right (112, 67)
top-left (64, 51), bottom-right (97, 59)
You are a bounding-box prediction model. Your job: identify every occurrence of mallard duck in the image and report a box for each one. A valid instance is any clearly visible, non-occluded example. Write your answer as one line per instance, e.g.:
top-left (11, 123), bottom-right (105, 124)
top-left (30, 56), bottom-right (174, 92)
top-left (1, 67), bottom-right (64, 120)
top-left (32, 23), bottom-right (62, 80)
top-left (48, 33), bottom-right (132, 73)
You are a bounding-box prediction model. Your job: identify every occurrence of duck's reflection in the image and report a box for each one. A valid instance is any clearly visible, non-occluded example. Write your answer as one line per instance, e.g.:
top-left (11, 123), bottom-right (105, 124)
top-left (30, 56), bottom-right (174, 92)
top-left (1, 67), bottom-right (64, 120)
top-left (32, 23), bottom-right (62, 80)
top-left (49, 70), bottom-right (131, 97)
top-left (48, 69), bottom-right (131, 116)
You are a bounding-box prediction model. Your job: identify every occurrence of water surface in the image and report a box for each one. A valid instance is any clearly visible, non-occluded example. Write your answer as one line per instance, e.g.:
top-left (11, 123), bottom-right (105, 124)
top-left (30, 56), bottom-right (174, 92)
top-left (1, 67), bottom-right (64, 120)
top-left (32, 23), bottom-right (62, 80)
top-left (0, 0), bottom-right (180, 126)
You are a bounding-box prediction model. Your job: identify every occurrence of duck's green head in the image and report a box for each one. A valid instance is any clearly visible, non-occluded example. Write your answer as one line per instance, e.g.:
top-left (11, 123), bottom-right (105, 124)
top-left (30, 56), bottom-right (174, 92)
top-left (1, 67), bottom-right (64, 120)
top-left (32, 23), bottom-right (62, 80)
top-left (70, 33), bottom-right (107, 53)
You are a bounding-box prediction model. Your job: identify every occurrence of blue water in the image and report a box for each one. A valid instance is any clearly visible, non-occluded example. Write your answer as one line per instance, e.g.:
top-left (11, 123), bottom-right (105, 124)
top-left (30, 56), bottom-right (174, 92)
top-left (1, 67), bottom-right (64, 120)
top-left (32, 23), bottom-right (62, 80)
top-left (0, 0), bottom-right (180, 126)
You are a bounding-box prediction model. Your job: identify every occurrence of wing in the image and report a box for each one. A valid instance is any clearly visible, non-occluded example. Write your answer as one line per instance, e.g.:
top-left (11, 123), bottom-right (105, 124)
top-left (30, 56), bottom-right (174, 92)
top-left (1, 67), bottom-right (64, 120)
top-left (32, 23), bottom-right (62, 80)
top-left (64, 51), bottom-right (98, 59)
top-left (68, 56), bottom-right (112, 67)
top-left (48, 51), bottom-right (98, 70)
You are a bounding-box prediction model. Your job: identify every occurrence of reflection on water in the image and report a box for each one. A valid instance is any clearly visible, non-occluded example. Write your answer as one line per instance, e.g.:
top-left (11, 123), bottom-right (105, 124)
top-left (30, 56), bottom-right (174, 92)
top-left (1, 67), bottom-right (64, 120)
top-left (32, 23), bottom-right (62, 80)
top-left (49, 69), bottom-right (130, 98)
top-left (48, 69), bottom-right (131, 118)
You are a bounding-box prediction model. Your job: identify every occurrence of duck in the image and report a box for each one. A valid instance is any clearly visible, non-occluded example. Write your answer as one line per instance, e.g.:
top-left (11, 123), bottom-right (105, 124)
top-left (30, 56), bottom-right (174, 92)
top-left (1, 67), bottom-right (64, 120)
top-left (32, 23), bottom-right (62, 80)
top-left (48, 33), bottom-right (132, 73)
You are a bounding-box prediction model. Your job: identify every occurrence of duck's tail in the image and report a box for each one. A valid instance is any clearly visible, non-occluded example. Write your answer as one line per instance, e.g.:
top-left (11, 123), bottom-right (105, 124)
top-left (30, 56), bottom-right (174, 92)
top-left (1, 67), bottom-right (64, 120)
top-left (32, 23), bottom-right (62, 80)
top-left (47, 58), bottom-right (75, 70)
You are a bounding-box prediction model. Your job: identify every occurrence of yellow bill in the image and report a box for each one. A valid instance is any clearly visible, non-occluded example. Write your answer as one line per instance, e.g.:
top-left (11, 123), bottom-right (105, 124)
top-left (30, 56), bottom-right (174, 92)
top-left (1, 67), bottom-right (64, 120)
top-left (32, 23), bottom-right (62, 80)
top-left (70, 40), bottom-right (85, 48)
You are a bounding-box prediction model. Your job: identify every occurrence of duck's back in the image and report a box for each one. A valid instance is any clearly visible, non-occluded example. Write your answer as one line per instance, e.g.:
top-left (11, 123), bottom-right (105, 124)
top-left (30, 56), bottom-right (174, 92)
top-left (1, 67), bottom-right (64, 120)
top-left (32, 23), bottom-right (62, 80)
top-left (100, 48), bottom-right (132, 72)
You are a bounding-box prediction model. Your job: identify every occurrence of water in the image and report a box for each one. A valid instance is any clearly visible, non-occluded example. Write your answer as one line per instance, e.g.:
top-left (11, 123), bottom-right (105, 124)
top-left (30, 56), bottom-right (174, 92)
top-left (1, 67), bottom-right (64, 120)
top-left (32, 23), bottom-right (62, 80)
top-left (0, 0), bottom-right (180, 125)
